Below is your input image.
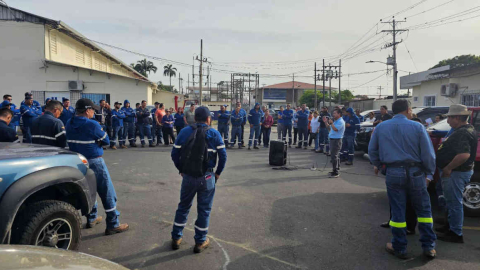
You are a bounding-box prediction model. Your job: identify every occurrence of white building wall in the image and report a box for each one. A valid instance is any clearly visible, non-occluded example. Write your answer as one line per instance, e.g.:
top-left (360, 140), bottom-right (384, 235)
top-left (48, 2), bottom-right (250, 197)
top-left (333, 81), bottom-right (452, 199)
top-left (0, 21), bottom-right (152, 106)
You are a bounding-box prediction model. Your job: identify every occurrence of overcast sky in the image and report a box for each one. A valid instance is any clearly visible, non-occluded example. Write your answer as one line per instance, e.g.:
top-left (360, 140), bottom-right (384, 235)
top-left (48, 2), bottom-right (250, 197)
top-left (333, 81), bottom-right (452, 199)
top-left (9, 0), bottom-right (480, 97)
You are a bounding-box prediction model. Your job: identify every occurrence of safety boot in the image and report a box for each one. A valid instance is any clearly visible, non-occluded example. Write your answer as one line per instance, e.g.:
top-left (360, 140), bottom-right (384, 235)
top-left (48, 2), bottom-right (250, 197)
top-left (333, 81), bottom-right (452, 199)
top-left (385, 243), bottom-right (409, 260)
top-left (172, 238), bottom-right (182, 250)
top-left (121, 145), bottom-right (128, 149)
top-left (86, 216), bottom-right (103, 229)
top-left (193, 238), bottom-right (210, 253)
top-left (105, 223), bottom-right (129, 235)
top-left (423, 249), bottom-right (436, 259)
top-left (110, 146), bottom-right (117, 150)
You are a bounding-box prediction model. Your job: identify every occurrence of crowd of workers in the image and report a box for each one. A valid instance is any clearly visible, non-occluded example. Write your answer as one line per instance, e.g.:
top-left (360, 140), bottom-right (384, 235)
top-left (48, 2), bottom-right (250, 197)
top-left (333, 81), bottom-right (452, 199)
top-left (0, 93), bottom-right (476, 258)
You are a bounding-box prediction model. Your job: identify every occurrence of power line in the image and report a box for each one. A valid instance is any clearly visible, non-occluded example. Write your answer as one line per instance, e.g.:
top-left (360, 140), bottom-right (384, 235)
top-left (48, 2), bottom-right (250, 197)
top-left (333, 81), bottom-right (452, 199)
top-left (405, 0), bottom-right (456, 19)
top-left (406, 5), bottom-right (480, 30)
top-left (350, 72), bottom-right (388, 89)
top-left (382, 0), bottom-right (429, 20)
top-left (403, 42), bottom-right (418, 72)
top-left (409, 13), bottom-right (480, 31)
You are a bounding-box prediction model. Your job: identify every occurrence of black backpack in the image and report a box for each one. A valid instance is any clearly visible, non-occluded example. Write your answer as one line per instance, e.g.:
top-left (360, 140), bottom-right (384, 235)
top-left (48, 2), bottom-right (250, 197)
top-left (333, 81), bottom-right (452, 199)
top-left (180, 125), bottom-right (211, 177)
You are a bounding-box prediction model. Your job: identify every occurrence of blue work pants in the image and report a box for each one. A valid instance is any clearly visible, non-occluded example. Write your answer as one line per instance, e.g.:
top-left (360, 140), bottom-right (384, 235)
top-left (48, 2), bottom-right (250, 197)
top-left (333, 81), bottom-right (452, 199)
top-left (139, 123), bottom-right (153, 146)
top-left (110, 126), bottom-right (124, 147)
top-left (282, 125), bottom-right (293, 145)
top-left (86, 158), bottom-right (120, 229)
top-left (123, 121), bottom-right (136, 145)
top-left (218, 123), bottom-right (229, 145)
top-left (441, 170), bottom-right (473, 236)
top-left (172, 172), bottom-right (216, 244)
top-left (345, 134), bottom-right (356, 162)
top-left (248, 125), bottom-right (261, 147)
top-left (231, 126), bottom-right (242, 146)
top-left (22, 126), bottom-right (32, 143)
top-left (386, 166), bottom-right (436, 254)
top-left (297, 126), bottom-right (308, 147)
top-left (318, 127), bottom-right (329, 152)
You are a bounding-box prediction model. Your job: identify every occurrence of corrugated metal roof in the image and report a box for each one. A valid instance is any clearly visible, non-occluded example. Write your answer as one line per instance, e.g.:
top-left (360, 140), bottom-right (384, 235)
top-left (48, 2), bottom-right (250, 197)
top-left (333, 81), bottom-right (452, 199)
top-left (399, 65), bottom-right (450, 89)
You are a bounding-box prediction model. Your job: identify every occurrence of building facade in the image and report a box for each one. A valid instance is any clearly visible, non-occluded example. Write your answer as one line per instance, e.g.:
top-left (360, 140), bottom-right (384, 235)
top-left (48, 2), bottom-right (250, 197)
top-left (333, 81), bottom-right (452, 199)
top-left (258, 81), bottom-right (335, 108)
top-left (0, 4), bottom-right (174, 107)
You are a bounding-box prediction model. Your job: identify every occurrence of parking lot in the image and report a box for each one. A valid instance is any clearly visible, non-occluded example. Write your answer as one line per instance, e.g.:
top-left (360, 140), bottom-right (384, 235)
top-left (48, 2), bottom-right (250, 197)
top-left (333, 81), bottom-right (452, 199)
top-left (77, 129), bottom-right (480, 270)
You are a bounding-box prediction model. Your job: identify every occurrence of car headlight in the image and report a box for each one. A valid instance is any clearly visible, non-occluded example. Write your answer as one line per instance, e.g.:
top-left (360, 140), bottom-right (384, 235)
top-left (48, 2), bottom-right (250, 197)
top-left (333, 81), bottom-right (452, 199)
top-left (77, 153), bottom-right (89, 168)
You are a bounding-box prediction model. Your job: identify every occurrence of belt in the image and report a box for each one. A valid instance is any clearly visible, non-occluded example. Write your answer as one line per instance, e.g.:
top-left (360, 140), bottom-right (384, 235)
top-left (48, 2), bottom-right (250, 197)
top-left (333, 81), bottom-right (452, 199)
top-left (330, 138), bottom-right (341, 140)
top-left (207, 168), bottom-right (214, 173)
top-left (384, 162), bottom-right (422, 168)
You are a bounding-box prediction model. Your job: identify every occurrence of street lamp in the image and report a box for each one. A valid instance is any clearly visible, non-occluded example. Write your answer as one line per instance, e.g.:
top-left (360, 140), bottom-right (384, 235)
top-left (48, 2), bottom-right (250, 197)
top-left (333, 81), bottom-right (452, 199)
top-left (366, 58), bottom-right (398, 101)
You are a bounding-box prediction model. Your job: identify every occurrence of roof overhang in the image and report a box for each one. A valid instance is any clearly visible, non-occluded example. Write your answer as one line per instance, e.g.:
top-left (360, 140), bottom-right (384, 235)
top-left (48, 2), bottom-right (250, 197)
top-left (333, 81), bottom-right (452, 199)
top-left (399, 65), bottom-right (450, 89)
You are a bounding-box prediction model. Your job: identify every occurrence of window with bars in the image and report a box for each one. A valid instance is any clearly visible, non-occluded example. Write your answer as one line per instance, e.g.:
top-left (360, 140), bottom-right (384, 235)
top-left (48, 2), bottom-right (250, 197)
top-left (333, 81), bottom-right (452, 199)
top-left (461, 94), bottom-right (480, 107)
top-left (424, 96), bottom-right (436, 106)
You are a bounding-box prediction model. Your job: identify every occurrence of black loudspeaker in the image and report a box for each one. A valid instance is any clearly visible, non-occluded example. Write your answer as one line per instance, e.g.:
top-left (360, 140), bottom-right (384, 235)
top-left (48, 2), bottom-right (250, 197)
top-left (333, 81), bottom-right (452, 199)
top-left (269, 140), bottom-right (287, 166)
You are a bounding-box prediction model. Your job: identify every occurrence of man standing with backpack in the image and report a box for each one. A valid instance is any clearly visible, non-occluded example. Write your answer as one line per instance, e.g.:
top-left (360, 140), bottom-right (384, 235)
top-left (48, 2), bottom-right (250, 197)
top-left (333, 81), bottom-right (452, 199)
top-left (170, 106), bottom-right (227, 253)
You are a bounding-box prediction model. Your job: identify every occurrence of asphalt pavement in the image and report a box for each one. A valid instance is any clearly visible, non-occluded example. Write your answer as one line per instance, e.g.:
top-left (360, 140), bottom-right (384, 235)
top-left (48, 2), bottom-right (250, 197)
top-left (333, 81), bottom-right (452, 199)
top-left (79, 129), bottom-right (480, 270)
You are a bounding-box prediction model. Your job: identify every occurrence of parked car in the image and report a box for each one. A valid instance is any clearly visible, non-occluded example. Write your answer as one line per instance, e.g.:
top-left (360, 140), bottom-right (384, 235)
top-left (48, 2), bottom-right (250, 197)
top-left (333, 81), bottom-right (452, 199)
top-left (0, 143), bottom-right (97, 250)
top-left (0, 245), bottom-right (128, 270)
top-left (427, 106), bottom-right (480, 217)
top-left (356, 107), bottom-right (449, 153)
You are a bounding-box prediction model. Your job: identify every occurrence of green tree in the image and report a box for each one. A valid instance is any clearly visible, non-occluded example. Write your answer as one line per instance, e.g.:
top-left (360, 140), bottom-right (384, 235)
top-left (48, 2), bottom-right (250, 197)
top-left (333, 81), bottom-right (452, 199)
top-left (431, 54), bottom-right (480, 69)
top-left (299, 89), bottom-right (354, 108)
top-left (130, 58), bottom-right (157, 77)
top-left (163, 64), bottom-right (177, 89)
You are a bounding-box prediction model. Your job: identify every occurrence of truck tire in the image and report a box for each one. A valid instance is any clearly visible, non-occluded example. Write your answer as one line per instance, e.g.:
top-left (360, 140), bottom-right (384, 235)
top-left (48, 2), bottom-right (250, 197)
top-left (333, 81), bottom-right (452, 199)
top-left (15, 200), bottom-right (82, 250)
top-left (464, 182), bottom-right (480, 217)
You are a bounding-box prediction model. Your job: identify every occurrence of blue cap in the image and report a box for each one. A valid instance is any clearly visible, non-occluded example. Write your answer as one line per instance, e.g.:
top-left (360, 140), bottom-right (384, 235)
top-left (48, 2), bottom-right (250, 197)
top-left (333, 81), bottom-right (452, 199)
top-left (62, 97), bottom-right (70, 102)
top-left (195, 106), bottom-right (211, 122)
top-left (1, 100), bottom-right (11, 107)
top-left (346, 107), bottom-right (355, 114)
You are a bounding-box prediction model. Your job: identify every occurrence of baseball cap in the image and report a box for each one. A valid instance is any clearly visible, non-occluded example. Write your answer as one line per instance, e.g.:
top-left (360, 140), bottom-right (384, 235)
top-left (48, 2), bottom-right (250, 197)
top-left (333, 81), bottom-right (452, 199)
top-left (195, 106), bottom-right (211, 122)
top-left (75, 98), bottom-right (100, 111)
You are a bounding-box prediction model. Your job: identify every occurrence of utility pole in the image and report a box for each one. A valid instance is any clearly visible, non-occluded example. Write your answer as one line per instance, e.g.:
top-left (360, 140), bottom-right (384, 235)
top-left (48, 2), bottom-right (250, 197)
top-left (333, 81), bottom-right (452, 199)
top-left (187, 74), bottom-right (189, 94)
top-left (248, 73), bottom-right (251, 107)
top-left (382, 17), bottom-right (406, 102)
top-left (292, 73), bottom-right (295, 107)
top-left (314, 62), bottom-right (317, 111)
top-left (329, 76), bottom-right (332, 108)
top-left (378, 86), bottom-right (383, 99)
top-left (338, 59), bottom-right (341, 105)
top-left (322, 60), bottom-right (325, 108)
top-left (179, 73), bottom-right (181, 94)
top-left (199, 39), bottom-right (203, 105)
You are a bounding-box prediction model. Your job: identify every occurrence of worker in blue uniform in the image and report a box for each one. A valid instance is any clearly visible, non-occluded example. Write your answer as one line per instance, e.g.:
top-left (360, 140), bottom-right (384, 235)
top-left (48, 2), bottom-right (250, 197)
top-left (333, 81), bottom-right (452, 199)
top-left (344, 108), bottom-right (360, 165)
top-left (59, 98), bottom-right (75, 126)
top-left (0, 107), bottom-right (18, 142)
top-left (136, 100), bottom-right (155, 147)
top-left (230, 106), bottom-right (244, 149)
top-left (340, 108), bottom-right (350, 161)
top-left (66, 98), bottom-right (129, 235)
top-left (42, 98), bottom-right (51, 112)
top-left (217, 105), bottom-right (230, 147)
top-left (356, 109), bottom-right (364, 122)
top-left (233, 102), bottom-right (247, 147)
top-left (121, 100), bottom-right (136, 147)
top-left (2, 95), bottom-right (20, 131)
top-left (368, 99), bottom-right (436, 260)
top-left (295, 104), bottom-right (309, 149)
top-left (247, 103), bottom-right (264, 150)
top-left (282, 104), bottom-right (294, 147)
top-left (20, 95), bottom-right (42, 143)
top-left (110, 102), bottom-right (126, 149)
top-left (31, 100), bottom-right (66, 148)
top-left (170, 106), bottom-right (227, 253)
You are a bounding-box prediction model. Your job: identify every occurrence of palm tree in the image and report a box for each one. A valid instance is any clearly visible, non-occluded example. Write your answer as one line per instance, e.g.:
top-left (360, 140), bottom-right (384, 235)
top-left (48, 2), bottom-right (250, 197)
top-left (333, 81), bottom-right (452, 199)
top-left (163, 64), bottom-right (177, 90)
top-left (130, 59), bottom-right (157, 78)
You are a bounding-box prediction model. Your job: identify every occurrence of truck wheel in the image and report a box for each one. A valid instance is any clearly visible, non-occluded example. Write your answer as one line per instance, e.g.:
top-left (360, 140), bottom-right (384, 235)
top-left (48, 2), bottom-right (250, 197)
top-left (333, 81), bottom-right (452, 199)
top-left (16, 200), bottom-right (82, 250)
top-left (464, 182), bottom-right (480, 217)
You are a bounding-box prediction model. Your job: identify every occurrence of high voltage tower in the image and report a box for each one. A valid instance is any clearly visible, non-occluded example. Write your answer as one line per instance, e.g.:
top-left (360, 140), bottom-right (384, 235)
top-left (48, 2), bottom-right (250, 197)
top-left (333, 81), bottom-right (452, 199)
top-left (230, 73), bottom-right (260, 108)
top-left (314, 60), bottom-right (341, 110)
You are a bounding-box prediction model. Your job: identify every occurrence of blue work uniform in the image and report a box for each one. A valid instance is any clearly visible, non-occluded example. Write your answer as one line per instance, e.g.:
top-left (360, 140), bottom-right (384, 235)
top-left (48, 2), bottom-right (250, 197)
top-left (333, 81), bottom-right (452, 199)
top-left (161, 114), bottom-right (175, 146)
top-left (368, 114), bottom-right (436, 255)
top-left (318, 111), bottom-right (331, 152)
top-left (217, 110), bottom-right (230, 145)
top-left (171, 123), bottom-right (227, 244)
top-left (230, 110), bottom-right (244, 147)
top-left (282, 109), bottom-right (294, 145)
top-left (174, 112), bottom-right (185, 134)
top-left (31, 111), bottom-right (67, 148)
top-left (66, 116), bottom-right (121, 229)
top-left (357, 114), bottom-right (365, 123)
top-left (0, 119), bottom-right (18, 142)
top-left (343, 108), bottom-right (360, 162)
top-left (1, 101), bottom-right (20, 130)
top-left (121, 101), bottom-right (136, 146)
top-left (59, 106), bottom-right (75, 126)
top-left (111, 109), bottom-right (126, 147)
top-left (296, 109), bottom-right (309, 147)
top-left (277, 110), bottom-right (284, 140)
top-left (232, 108), bottom-right (247, 146)
top-left (136, 107), bottom-right (153, 146)
top-left (340, 114), bottom-right (350, 160)
top-left (20, 103), bottom-right (42, 143)
top-left (247, 103), bottom-right (264, 147)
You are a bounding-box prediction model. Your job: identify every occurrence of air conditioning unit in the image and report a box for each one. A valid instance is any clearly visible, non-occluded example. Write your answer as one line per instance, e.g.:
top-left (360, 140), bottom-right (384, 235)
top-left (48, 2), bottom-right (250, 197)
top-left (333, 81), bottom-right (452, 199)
top-left (440, 83), bottom-right (458, 97)
top-left (68, 80), bottom-right (84, 91)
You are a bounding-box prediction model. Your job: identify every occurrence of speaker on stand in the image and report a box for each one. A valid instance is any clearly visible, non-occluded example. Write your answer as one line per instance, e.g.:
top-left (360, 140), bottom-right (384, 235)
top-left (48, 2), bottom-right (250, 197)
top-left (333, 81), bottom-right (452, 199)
top-left (269, 140), bottom-right (287, 166)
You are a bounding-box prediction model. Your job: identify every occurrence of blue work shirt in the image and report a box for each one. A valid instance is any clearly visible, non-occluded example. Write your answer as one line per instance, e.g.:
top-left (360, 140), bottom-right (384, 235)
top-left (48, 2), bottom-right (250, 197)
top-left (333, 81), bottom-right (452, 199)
top-left (277, 111), bottom-right (284, 125)
top-left (121, 107), bottom-right (135, 123)
top-left (217, 110), bottom-right (231, 125)
top-left (345, 114), bottom-right (360, 136)
top-left (111, 109), bottom-right (126, 127)
top-left (296, 109), bottom-right (310, 128)
top-left (174, 113), bottom-right (185, 127)
top-left (283, 109), bottom-right (294, 126)
top-left (162, 114), bottom-right (174, 128)
top-left (66, 116), bottom-right (110, 160)
top-left (20, 104), bottom-right (42, 128)
top-left (329, 117), bottom-right (345, 139)
top-left (248, 105), bottom-right (264, 126)
top-left (59, 106), bottom-right (75, 126)
top-left (231, 110), bottom-right (244, 126)
top-left (368, 114), bottom-right (436, 177)
top-left (357, 114), bottom-right (365, 123)
top-left (171, 123), bottom-right (227, 176)
top-left (0, 102), bottom-right (20, 126)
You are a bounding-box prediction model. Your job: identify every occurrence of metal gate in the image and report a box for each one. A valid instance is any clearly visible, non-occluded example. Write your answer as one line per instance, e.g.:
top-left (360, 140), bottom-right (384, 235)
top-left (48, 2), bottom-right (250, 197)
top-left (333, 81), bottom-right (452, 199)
top-left (81, 93), bottom-right (109, 105)
top-left (31, 91), bottom-right (45, 105)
